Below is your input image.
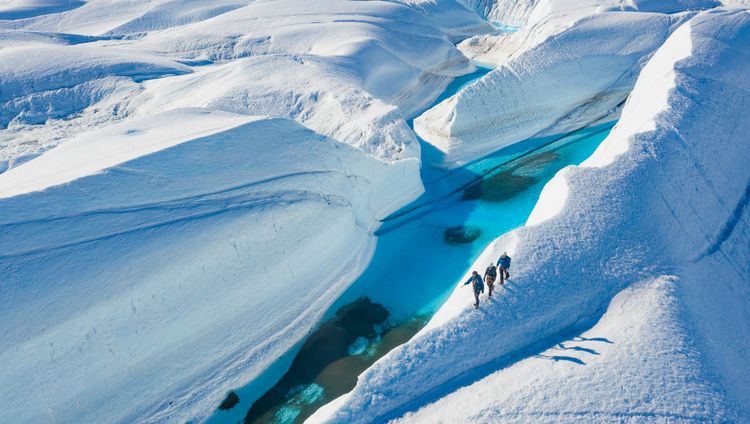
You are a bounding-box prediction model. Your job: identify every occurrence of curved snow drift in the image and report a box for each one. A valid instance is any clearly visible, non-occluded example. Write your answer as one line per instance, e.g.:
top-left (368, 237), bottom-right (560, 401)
top-left (1, 0), bottom-right (492, 170)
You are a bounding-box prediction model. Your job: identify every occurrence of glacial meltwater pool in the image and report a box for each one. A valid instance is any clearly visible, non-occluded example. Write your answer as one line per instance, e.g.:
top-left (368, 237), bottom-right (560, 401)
top-left (206, 65), bottom-right (617, 424)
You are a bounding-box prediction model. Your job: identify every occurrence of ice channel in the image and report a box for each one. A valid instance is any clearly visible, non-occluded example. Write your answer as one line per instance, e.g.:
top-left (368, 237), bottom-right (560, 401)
top-left (208, 67), bottom-right (617, 424)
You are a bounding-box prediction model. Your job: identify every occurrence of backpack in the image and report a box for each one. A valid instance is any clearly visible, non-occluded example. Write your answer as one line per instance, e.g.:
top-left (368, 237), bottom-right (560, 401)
top-left (474, 275), bottom-right (484, 293)
top-left (486, 266), bottom-right (497, 278)
top-left (500, 255), bottom-right (511, 268)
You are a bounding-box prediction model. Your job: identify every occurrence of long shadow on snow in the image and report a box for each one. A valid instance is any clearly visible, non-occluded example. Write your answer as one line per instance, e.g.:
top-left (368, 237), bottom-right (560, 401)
top-left (370, 308), bottom-right (619, 423)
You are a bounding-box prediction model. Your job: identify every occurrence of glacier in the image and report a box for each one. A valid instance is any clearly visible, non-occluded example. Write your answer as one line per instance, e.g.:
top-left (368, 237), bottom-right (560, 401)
top-left (0, 112), bottom-right (421, 424)
top-left (0, 0), bottom-right (748, 423)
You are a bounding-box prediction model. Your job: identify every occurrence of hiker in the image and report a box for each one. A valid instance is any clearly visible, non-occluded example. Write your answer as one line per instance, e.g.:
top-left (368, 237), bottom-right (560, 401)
top-left (484, 263), bottom-right (497, 297)
top-left (497, 252), bottom-right (511, 284)
top-left (463, 270), bottom-right (484, 308)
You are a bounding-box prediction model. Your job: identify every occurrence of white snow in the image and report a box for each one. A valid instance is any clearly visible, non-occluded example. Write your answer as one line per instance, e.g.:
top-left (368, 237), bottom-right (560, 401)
top-left (127, 56), bottom-right (420, 161)
top-left (1, 0), bottom-right (749, 423)
top-left (314, 7), bottom-right (750, 423)
top-left (0, 0), bottom-right (85, 20)
top-left (0, 114), bottom-right (421, 424)
top-left (0, 38), bottom-right (189, 128)
top-left (0, 109), bottom-right (258, 198)
top-left (414, 0), bottom-right (711, 167)
top-left (131, 0), bottom-right (487, 116)
top-left (0, 1), bottom-right (233, 35)
top-left (392, 276), bottom-right (732, 422)
top-left (0, 0), bottom-right (492, 170)
top-left (455, 0), bottom-right (537, 27)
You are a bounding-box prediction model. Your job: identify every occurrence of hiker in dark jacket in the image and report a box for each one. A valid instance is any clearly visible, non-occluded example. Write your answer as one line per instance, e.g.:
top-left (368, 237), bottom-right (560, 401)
top-left (484, 263), bottom-right (497, 297)
top-left (497, 252), bottom-right (511, 284)
top-left (463, 271), bottom-right (484, 308)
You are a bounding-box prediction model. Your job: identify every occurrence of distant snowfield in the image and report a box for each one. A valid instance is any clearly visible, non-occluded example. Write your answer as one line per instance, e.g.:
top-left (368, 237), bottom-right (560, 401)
top-left (0, 1), bottom-right (748, 424)
top-left (0, 0), bottom-right (85, 20)
top-left (0, 0), bottom-right (491, 169)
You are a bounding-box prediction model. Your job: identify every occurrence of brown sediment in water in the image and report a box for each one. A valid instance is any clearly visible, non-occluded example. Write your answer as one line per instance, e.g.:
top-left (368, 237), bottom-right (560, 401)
top-left (512, 151), bottom-right (559, 170)
top-left (242, 297), bottom-right (427, 424)
top-left (244, 297), bottom-right (387, 423)
top-left (463, 151), bottom-right (560, 202)
top-left (313, 316), bottom-right (426, 395)
top-left (443, 225), bottom-right (481, 245)
top-left (463, 171), bottom-right (537, 202)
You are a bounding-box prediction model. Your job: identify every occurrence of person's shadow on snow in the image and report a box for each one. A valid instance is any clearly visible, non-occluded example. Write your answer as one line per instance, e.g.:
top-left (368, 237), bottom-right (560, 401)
top-left (535, 354), bottom-right (586, 365)
top-left (533, 336), bottom-right (614, 365)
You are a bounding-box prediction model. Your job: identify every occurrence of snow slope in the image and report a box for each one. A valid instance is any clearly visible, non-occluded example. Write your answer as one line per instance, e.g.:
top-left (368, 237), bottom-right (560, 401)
top-left (127, 55), bottom-right (419, 160)
top-left (393, 277), bottom-right (732, 422)
top-left (414, 0), bottom-right (718, 166)
top-left (132, 0), bottom-right (488, 116)
top-left (455, 0), bottom-right (536, 27)
top-left (0, 37), bottom-right (189, 128)
top-left (314, 7), bottom-right (750, 422)
top-left (0, 0), bottom-right (85, 20)
top-left (0, 112), bottom-right (421, 424)
top-left (0, 0), bottom-right (244, 35)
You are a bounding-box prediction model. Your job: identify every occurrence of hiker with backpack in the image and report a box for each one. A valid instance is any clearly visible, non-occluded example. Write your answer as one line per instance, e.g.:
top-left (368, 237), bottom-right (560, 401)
top-left (484, 263), bottom-right (497, 297)
top-left (497, 252), bottom-right (511, 284)
top-left (463, 270), bottom-right (484, 308)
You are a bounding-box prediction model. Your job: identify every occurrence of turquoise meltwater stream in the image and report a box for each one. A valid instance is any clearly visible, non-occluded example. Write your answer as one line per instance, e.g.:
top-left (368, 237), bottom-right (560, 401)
top-left (207, 64), bottom-right (617, 424)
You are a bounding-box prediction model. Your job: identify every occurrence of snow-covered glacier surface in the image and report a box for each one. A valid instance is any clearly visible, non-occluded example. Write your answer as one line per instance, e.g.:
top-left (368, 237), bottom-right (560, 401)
top-left (0, 0), bottom-right (492, 169)
top-left (1, 0), bottom-right (749, 424)
top-left (314, 7), bottom-right (750, 423)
